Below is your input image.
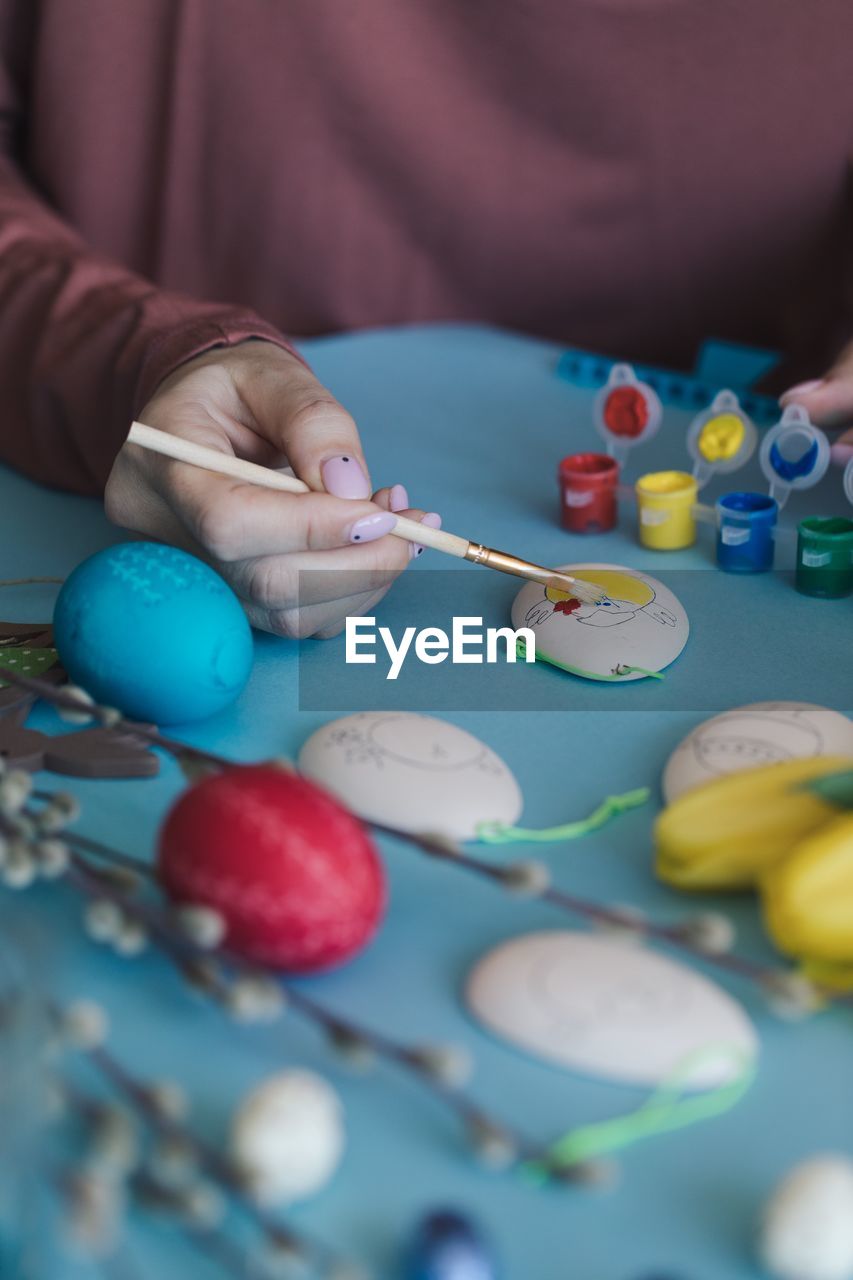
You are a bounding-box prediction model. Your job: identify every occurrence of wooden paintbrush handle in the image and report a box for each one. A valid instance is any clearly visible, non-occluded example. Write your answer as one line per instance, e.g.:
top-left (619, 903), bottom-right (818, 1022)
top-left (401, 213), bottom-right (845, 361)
top-left (128, 422), bottom-right (469, 556)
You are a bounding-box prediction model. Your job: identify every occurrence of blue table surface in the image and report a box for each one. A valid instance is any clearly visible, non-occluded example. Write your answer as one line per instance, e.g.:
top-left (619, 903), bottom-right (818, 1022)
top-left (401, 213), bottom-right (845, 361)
top-left (2, 325), bottom-right (852, 1280)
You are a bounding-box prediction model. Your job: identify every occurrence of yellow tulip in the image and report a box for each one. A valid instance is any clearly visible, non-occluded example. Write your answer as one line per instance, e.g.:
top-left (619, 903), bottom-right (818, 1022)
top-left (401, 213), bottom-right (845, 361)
top-left (762, 812), bottom-right (853, 964)
top-left (654, 756), bottom-right (853, 891)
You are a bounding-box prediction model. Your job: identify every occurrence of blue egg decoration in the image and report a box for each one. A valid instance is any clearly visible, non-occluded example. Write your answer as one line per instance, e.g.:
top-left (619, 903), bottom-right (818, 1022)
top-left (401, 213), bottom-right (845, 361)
top-left (405, 1209), bottom-right (497, 1280)
top-left (53, 543), bottom-right (253, 725)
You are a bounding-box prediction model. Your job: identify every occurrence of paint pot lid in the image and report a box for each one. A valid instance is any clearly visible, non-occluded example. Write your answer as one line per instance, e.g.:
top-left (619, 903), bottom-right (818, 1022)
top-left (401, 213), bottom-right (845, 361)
top-left (759, 405), bottom-right (831, 495)
top-left (594, 364), bottom-right (663, 453)
top-left (844, 457), bottom-right (853, 506)
top-left (511, 563), bottom-right (689, 682)
top-left (465, 930), bottom-right (757, 1088)
top-left (687, 390), bottom-right (757, 485)
top-left (662, 702), bottom-right (853, 802)
top-left (298, 712), bottom-right (522, 841)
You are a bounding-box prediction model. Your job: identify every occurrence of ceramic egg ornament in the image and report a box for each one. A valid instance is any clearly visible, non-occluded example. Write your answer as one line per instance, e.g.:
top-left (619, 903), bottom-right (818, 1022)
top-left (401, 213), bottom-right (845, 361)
top-left (511, 564), bottom-right (688, 682)
top-left (230, 1070), bottom-right (345, 1206)
top-left (759, 1155), bottom-right (853, 1280)
top-left (663, 703), bottom-right (853, 803)
top-left (157, 766), bottom-right (385, 971)
top-left (466, 931), bottom-right (757, 1088)
top-left (53, 542), bottom-right (253, 724)
top-left (298, 712), bottom-right (522, 840)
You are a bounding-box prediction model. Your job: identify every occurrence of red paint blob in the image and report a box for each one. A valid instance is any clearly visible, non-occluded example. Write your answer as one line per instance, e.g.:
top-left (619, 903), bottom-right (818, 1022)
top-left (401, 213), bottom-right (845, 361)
top-left (554, 597), bottom-right (582, 615)
top-left (157, 766), bottom-right (386, 972)
top-left (603, 386), bottom-right (650, 438)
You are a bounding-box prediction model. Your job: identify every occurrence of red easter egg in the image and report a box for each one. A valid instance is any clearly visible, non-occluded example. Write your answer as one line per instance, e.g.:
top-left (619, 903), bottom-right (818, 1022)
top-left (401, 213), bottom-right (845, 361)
top-left (157, 766), bottom-right (386, 972)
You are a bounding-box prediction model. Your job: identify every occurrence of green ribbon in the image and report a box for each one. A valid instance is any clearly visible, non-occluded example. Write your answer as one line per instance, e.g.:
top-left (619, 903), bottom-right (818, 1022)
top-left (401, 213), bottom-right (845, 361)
top-left (476, 787), bottom-right (651, 845)
top-left (522, 1046), bottom-right (757, 1185)
top-left (516, 636), bottom-right (665, 682)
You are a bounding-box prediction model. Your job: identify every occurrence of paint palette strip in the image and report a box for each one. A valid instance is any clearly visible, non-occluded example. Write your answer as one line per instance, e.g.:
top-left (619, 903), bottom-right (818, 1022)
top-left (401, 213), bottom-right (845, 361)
top-left (557, 347), bottom-right (780, 424)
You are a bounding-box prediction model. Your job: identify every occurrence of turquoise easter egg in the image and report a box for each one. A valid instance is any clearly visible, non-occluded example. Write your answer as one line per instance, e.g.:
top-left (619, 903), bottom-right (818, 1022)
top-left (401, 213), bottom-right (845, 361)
top-left (53, 543), bottom-right (253, 725)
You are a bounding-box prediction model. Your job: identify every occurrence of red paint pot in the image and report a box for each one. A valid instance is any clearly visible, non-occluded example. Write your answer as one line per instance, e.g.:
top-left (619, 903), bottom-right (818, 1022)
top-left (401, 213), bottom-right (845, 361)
top-left (558, 453), bottom-right (620, 533)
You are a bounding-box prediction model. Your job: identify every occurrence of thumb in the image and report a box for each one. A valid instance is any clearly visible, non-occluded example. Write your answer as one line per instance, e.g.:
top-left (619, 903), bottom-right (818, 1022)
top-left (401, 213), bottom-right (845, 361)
top-left (236, 351), bottom-right (374, 498)
top-left (780, 342), bottom-right (853, 461)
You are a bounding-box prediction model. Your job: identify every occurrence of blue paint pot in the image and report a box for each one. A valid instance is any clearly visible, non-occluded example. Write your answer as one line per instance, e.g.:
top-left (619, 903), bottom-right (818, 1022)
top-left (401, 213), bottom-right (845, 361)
top-left (715, 491), bottom-right (778, 573)
top-left (405, 1209), bottom-right (497, 1280)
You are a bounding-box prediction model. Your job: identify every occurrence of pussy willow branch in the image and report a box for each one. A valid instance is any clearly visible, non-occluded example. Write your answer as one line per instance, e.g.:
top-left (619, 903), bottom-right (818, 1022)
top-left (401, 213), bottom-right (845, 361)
top-left (49, 831), bottom-right (545, 1178)
top-left (4, 667), bottom-right (839, 1010)
top-left (373, 824), bottom-right (782, 986)
top-left (59, 1079), bottom-right (256, 1280)
top-left (56, 1046), bottom-right (351, 1279)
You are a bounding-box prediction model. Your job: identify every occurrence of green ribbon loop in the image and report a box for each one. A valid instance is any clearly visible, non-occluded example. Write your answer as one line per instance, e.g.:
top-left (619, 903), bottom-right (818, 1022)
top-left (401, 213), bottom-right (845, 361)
top-left (516, 636), bottom-right (665, 682)
top-left (522, 1046), bottom-right (757, 1185)
top-left (476, 787), bottom-right (651, 845)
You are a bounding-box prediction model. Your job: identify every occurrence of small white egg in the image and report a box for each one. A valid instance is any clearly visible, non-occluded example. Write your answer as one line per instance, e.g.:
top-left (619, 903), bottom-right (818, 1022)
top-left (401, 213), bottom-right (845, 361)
top-left (230, 1069), bottom-right (344, 1206)
top-left (760, 1155), bottom-right (853, 1280)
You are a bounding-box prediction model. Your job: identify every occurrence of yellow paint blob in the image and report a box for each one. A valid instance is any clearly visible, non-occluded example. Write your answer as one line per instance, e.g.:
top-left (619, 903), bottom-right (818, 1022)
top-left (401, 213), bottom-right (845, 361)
top-left (698, 412), bottom-right (745, 462)
top-left (635, 471), bottom-right (698, 550)
top-left (545, 570), bottom-right (655, 608)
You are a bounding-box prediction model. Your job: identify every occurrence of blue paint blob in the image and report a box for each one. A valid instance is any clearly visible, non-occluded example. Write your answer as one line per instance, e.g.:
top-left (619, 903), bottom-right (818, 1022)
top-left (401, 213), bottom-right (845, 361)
top-left (769, 436), bottom-right (819, 481)
top-left (53, 543), bottom-right (253, 725)
top-left (405, 1209), bottom-right (497, 1280)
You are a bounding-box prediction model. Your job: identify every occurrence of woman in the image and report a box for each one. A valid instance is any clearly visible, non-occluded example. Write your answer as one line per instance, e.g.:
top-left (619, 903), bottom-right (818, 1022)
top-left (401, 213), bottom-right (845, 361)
top-left (1, 0), bottom-right (851, 636)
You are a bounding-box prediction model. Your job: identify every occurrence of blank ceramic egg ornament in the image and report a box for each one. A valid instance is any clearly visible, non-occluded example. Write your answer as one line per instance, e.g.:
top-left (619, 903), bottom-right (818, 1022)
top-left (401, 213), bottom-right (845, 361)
top-left (53, 542), bottom-right (253, 724)
top-left (298, 711), bottom-right (522, 840)
top-left (230, 1070), bottom-right (345, 1206)
top-left (157, 766), bottom-right (385, 971)
top-left (759, 1155), bottom-right (853, 1280)
top-left (466, 931), bottom-right (757, 1088)
top-left (663, 702), bottom-right (853, 803)
top-left (511, 564), bottom-right (688, 682)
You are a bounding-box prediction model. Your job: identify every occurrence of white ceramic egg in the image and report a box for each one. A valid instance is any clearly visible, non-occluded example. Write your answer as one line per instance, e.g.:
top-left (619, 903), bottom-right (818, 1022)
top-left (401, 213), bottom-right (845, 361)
top-left (759, 1155), bottom-right (853, 1280)
top-left (511, 563), bottom-right (688, 682)
top-left (663, 702), bottom-right (853, 803)
top-left (230, 1070), bottom-right (344, 1206)
top-left (465, 931), bottom-right (757, 1088)
top-left (298, 711), bottom-right (522, 840)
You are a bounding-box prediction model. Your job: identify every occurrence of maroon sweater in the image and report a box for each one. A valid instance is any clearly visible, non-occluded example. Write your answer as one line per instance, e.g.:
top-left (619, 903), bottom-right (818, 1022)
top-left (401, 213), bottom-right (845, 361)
top-left (1, 0), bottom-right (852, 492)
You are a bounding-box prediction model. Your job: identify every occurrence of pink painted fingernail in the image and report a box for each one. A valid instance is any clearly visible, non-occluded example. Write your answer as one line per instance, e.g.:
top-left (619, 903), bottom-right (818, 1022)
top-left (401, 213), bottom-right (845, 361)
top-left (780, 379), bottom-right (824, 402)
top-left (831, 442), bottom-right (853, 466)
top-left (322, 454), bottom-right (370, 499)
top-left (410, 511), bottom-right (442, 559)
top-left (348, 512), bottom-right (397, 543)
top-left (389, 483), bottom-right (409, 512)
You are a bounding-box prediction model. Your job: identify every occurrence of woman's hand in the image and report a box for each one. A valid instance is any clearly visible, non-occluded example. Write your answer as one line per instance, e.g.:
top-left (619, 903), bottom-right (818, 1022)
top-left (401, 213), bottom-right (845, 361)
top-left (781, 341), bottom-right (853, 467)
top-left (105, 341), bottom-right (438, 638)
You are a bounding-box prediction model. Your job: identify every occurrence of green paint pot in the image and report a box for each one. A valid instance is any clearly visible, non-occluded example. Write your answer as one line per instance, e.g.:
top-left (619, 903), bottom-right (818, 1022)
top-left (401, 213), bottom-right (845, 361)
top-left (795, 516), bottom-right (853, 598)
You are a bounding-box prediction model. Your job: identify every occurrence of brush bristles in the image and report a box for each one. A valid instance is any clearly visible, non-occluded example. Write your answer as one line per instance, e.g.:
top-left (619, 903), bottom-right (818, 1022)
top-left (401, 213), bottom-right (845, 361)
top-left (546, 574), bottom-right (607, 605)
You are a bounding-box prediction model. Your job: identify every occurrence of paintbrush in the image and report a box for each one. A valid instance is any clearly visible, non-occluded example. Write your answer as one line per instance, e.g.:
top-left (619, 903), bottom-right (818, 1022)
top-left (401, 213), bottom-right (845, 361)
top-left (126, 422), bottom-right (607, 604)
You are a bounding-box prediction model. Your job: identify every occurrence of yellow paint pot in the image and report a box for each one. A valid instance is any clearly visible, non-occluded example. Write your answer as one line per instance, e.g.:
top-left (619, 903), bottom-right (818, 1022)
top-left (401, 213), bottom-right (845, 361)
top-left (635, 471), bottom-right (698, 550)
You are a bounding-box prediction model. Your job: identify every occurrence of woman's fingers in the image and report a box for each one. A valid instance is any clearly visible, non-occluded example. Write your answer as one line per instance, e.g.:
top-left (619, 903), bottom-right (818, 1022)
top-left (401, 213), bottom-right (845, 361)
top-left (225, 507), bottom-right (428, 613)
top-left (233, 346), bottom-right (376, 497)
top-left (136, 452), bottom-right (401, 559)
top-left (244, 584), bottom-right (394, 640)
top-left (781, 343), bottom-right (853, 455)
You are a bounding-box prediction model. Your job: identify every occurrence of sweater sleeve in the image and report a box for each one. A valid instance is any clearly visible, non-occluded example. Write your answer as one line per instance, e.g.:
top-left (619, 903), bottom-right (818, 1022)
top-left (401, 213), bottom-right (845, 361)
top-left (0, 7), bottom-right (295, 496)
